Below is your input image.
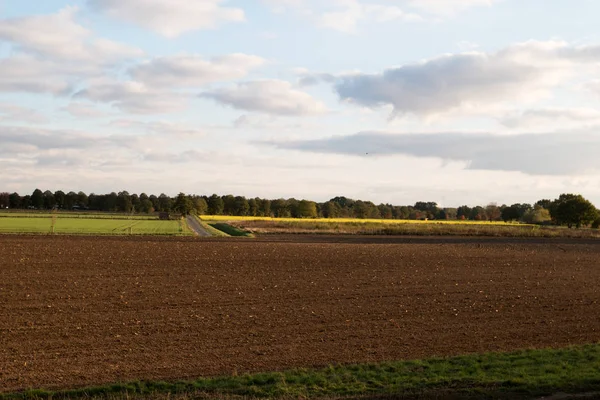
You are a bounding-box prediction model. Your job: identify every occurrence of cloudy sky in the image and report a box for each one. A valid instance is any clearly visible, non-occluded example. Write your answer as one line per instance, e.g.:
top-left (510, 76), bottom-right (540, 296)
top-left (1, 0), bottom-right (600, 206)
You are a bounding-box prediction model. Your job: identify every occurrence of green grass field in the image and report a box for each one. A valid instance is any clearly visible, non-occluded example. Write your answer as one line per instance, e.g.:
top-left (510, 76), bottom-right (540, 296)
top-left (0, 212), bottom-right (156, 220)
top-left (3, 345), bottom-right (600, 399)
top-left (0, 217), bottom-right (191, 235)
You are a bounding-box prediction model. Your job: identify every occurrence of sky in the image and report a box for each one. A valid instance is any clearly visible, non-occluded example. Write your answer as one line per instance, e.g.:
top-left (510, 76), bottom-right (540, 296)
top-left (1, 0), bottom-right (600, 207)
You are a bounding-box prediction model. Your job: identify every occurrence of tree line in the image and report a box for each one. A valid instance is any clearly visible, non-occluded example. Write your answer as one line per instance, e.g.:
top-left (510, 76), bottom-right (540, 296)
top-left (1, 189), bottom-right (599, 229)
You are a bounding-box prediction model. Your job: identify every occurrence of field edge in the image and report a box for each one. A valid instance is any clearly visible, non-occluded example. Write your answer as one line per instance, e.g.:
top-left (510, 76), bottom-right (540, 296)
top-left (3, 344), bottom-right (600, 400)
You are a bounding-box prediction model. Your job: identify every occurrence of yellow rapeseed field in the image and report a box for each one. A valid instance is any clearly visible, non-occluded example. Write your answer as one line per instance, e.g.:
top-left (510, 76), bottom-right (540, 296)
top-left (200, 215), bottom-right (530, 226)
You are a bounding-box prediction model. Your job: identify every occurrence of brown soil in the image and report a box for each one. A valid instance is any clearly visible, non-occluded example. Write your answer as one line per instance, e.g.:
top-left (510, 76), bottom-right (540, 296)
top-left (1, 235), bottom-right (600, 392)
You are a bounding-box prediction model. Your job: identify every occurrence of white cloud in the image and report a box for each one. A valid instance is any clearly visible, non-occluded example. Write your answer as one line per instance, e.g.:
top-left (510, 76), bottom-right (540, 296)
top-left (0, 55), bottom-right (74, 94)
top-left (319, 2), bottom-right (420, 33)
top-left (74, 80), bottom-right (189, 114)
top-left (262, 0), bottom-right (420, 32)
top-left (0, 7), bottom-right (143, 96)
top-left (587, 80), bottom-right (600, 97)
top-left (334, 41), bottom-right (600, 118)
top-left (131, 53), bottom-right (265, 88)
top-left (0, 7), bottom-right (143, 63)
top-left (0, 104), bottom-right (48, 124)
top-left (409, 0), bottom-right (499, 15)
top-left (88, 0), bottom-right (245, 38)
top-left (500, 108), bottom-right (600, 129)
top-left (109, 120), bottom-right (206, 138)
top-left (63, 102), bottom-right (109, 118)
top-left (201, 80), bottom-right (328, 116)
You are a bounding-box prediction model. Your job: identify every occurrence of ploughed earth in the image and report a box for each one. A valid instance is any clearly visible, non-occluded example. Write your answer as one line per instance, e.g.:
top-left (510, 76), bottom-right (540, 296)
top-left (1, 235), bottom-right (599, 392)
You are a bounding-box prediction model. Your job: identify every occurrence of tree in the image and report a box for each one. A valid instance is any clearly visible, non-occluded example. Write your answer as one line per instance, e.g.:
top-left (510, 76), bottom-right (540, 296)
top-left (192, 196), bottom-right (208, 215)
top-left (77, 191), bottom-right (89, 207)
top-left (536, 199), bottom-right (553, 210)
top-left (321, 201), bottom-right (340, 218)
top-left (208, 194), bottom-right (224, 215)
top-left (131, 194), bottom-right (141, 212)
top-left (65, 191), bottom-right (78, 209)
top-left (378, 204), bottom-right (393, 219)
top-left (502, 205), bottom-right (521, 222)
top-left (9, 192), bottom-right (21, 209)
top-left (259, 199), bottom-right (271, 217)
top-left (54, 190), bottom-right (66, 209)
top-left (222, 195), bottom-right (236, 215)
top-left (551, 194), bottom-right (598, 228)
top-left (414, 201), bottom-right (438, 219)
top-left (470, 206), bottom-right (486, 221)
top-left (443, 208), bottom-right (458, 220)
top-left (271, 199), bottom-right (290, 217)
top-left (0, 192), bottom-right (9, 208)
top-left (173, 193), bottom-right (194, 216)
top-left (248, 198), bottom-right (258, 216)
top-left (104, 192), bottom-right (118, 211)
top-left (43, 190), bottom-right (55, 209)
top-left (158, 193), bottom-right (172, 212)
top-left (297, 200), bottom-right (318, 218)
top-left (140, 199), bottom-right (154, 214)
top-left (149, 195), bottom-right (159, 212)
top-left (457, 206), bottom-right (472, 220)
top-left (522, 205), bottom-right (552, 224)
top-left (31, 189), bottom-right (44, 209)
top-left (485, 203), bottom-right (501, 222)
top-left (233, 196), bottom-right (250, 216)
top-left (117, 191), bottom-right (133, 213)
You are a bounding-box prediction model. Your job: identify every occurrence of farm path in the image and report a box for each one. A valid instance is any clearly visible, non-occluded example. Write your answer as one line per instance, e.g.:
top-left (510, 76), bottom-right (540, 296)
top-left (185, 215), bottom-right (211, 237)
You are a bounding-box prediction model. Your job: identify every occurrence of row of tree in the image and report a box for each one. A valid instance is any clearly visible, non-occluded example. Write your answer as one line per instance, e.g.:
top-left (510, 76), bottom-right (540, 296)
top-left (1, 190), bottom-right (599, 229)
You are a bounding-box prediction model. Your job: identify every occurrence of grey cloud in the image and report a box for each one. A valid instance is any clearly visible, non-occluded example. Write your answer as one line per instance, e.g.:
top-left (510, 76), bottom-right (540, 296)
top-left (332, 41), bottom-right (600, 117)
top-left (0, 56), bottom-right (74, 95)
top-left (74, 80), bottom-right (189, 114)
top-left (0, 126), bottom-right (100, 152)
top-left (131, 53), bottom-right (265, 88)
top-left (264, 130), bottom-right (600, 175)
top-left (201, 80), bottom-right (327, 116)
top-left (297, 73), bottom-right (336, 87)
top-left (334, 53), bottom-right (540, 116)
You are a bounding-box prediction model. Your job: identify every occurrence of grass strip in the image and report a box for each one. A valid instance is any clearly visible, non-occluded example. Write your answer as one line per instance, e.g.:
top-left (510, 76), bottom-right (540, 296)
top-left (3, 345), bottom-right (600, 399)
top-left (208, 222), bottom-right (254, 237)
top-left (195, 218), bottom-right (230, 237)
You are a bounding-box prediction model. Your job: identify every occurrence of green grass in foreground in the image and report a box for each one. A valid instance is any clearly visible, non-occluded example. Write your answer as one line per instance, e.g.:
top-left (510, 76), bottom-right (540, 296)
top-left (0, 217), bottom-right (192, 235)
top-left (4, 345), bottom-right (600, 399)
top-left (197, 221), bottom-right (230, 237)
top-left (207, 222), bottom-right (254, 237)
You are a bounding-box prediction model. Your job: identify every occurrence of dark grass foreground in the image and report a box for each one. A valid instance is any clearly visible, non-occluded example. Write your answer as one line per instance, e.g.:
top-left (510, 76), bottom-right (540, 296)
top-left (3, 345), bottom-right (600, 400)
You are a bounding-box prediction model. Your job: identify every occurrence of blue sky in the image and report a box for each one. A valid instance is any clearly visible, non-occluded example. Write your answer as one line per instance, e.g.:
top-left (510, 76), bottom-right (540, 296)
top-left (1, 0), bottom-right (600, 206)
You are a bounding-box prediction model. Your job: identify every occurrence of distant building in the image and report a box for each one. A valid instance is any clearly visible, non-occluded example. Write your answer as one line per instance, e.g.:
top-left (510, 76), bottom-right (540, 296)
top-left (159, 212), bottom-right (170, 220)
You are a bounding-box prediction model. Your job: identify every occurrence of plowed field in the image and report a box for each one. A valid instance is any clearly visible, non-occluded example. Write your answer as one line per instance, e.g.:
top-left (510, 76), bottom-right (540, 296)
top-left (1, 235), bottom-right (599, 392)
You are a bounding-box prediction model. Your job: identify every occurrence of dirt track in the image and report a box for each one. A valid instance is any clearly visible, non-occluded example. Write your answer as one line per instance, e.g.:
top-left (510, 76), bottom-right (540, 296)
top-left (1, 235), bottom-right (600, 392)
